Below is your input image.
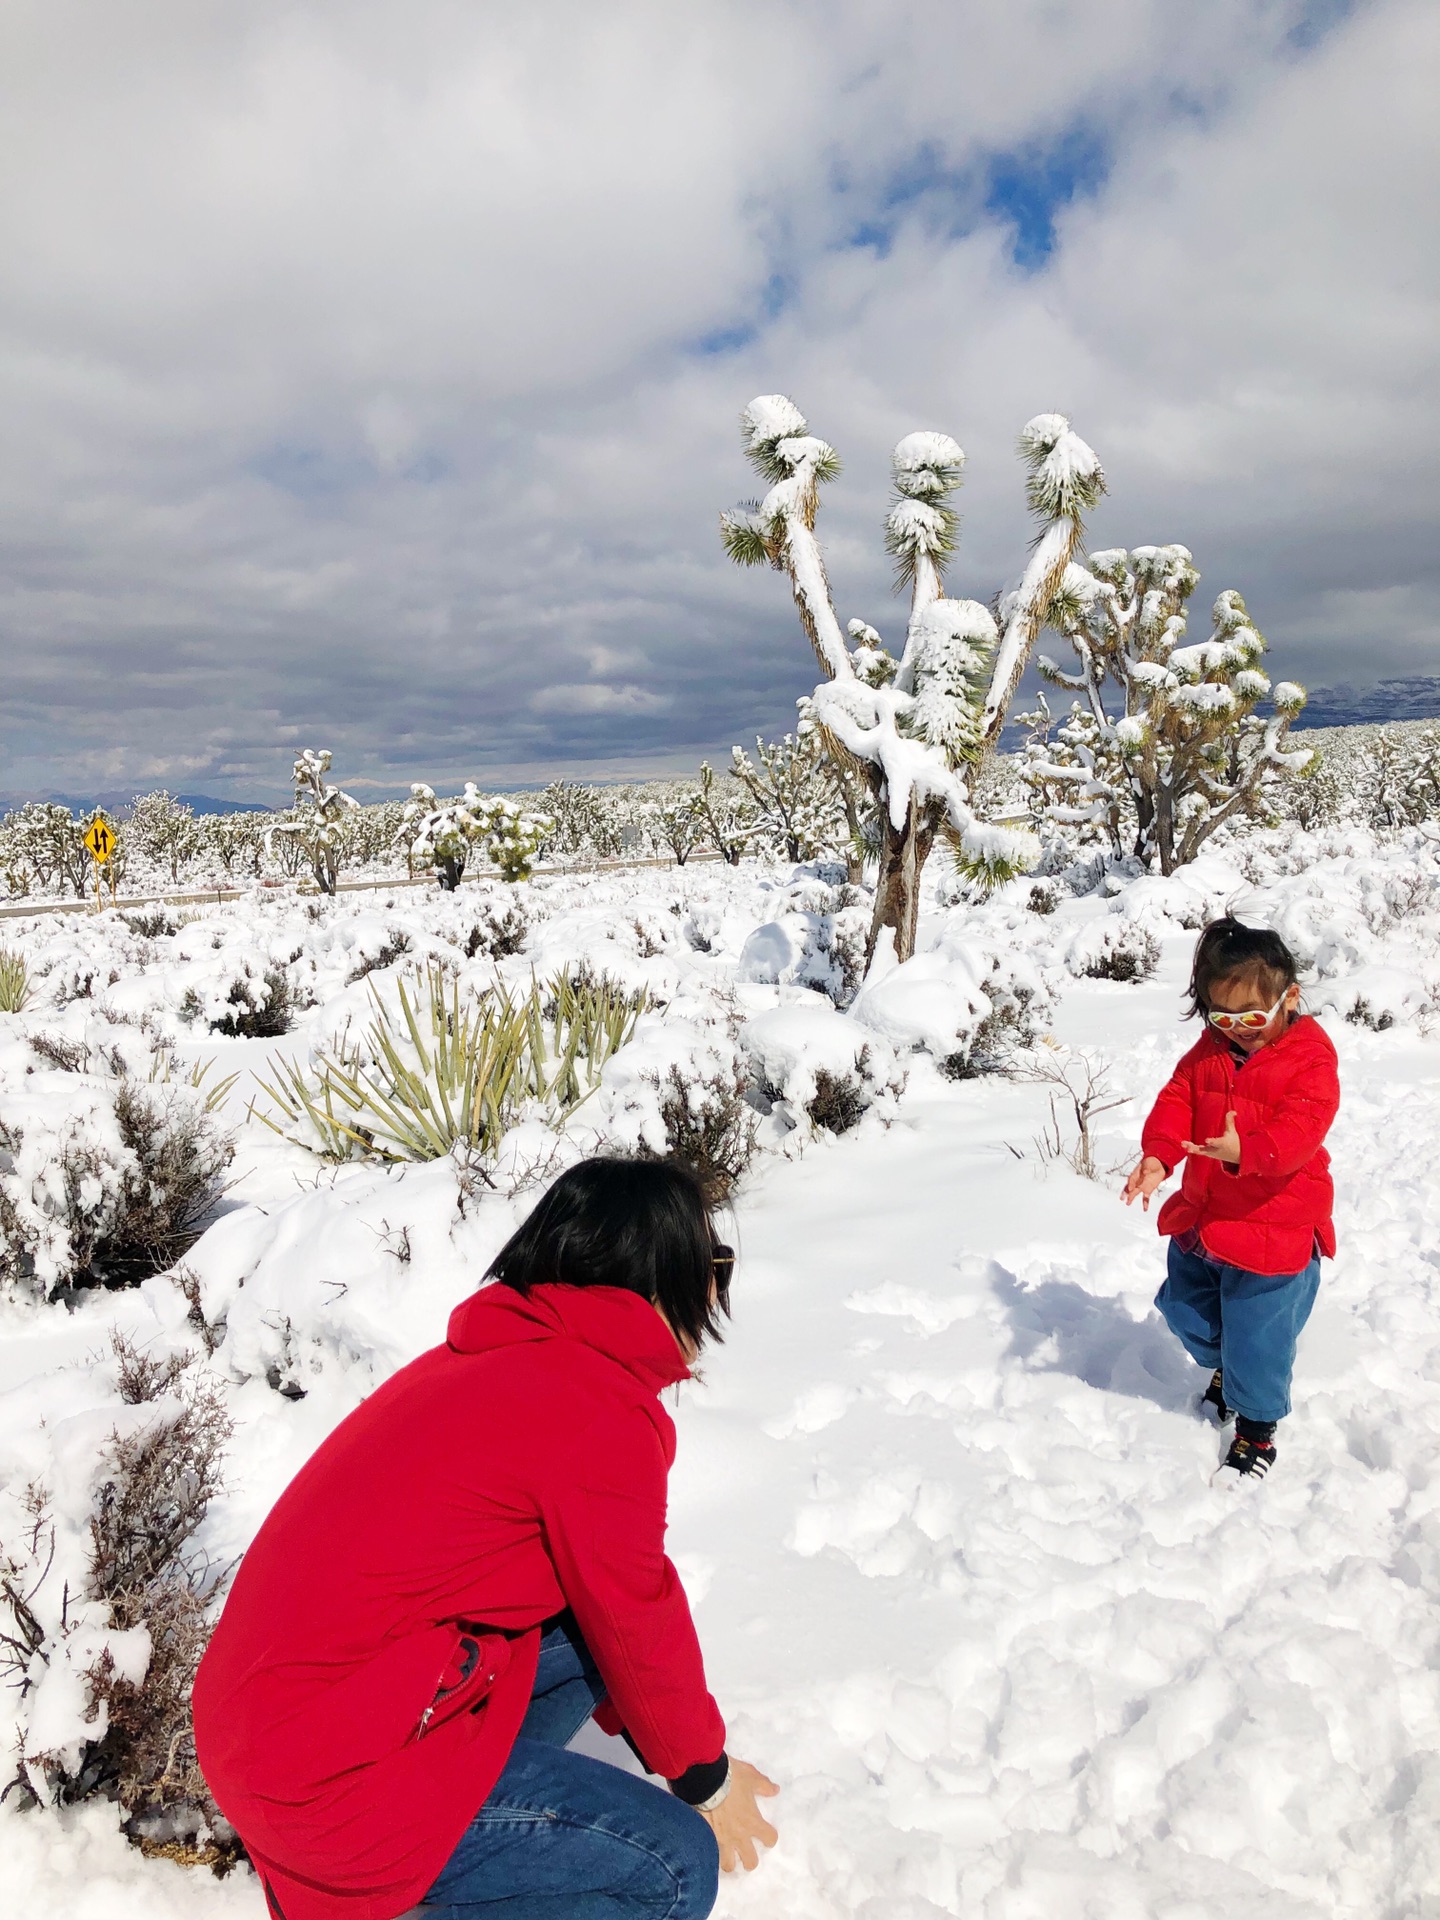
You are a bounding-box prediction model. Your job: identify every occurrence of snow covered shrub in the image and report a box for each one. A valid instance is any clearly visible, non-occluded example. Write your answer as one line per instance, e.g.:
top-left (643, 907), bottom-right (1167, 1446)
top-left (257, 964), bottom-right (644, 1164)
top-left (646, 1061), bottom-right (758, 1202)
top-left (0, 1336), bottom-right (237, 1865)
top-left (1345, 994), bottom-right (1396, 1032)
top-left (0, 947), bottom-right (30, 1011)
top-left (267, 749), bottom-right (360, 895)
top-left (195, 965), bottom-right (298, 1037)
top-left (345, 929), bottom-right (412, 983)
top-left (737, 900), bottom-right (868, 1009)
top-left (742, 1004), bottom-right (904, 1136)
top-left (122, 910), bottom-right (178, 940)
top-left (805, 1069), bottom-right (867, 1135)
top-left (1021, 547), bottom-right (1315, 872)
top-left (463, 900), bottom-right (528, 959)
top-left (0, 1043), bottom-right (234, 1299)
top-left (1025, 882), bottom-right (1059, 915)
top-left (721, 397), bottom-right (1082, 963)
top-left (1066, 922), bottom-right (1161, 984)
top-left (852, 933), bottom-right (1047, 1079)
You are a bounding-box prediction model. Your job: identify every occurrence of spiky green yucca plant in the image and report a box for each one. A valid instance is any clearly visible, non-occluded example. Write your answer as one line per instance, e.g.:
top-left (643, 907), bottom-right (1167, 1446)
top-left (254, 963), bottom-right (645, 1163)
top-left (0, 949), bottom-right (30, 1013)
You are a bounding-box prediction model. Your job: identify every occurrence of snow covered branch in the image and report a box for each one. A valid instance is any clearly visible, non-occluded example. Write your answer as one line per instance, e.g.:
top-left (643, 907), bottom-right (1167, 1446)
top-left (981, 414), bottom-right (1106, 743)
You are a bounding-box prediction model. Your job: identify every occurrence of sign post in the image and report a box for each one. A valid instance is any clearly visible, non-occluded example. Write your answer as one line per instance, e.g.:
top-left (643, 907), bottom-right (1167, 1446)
top-left (82, 816), bottom-right (118, 911)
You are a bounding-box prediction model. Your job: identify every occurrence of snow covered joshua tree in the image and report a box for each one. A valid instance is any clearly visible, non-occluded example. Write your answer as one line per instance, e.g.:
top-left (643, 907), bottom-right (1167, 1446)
top-left (268, 749), bottom-right (360, 895)
top-left (721, 396), bottom-right (1104, 964)
top-left (1019, 546), bottom-right (1315, 872)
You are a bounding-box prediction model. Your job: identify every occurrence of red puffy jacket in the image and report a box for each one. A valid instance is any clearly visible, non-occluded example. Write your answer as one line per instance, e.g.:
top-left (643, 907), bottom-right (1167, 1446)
top-left (193, 1283), bottom-right (725, 1920)
top-left (1141, 1014), bottom-right (1340, 1274)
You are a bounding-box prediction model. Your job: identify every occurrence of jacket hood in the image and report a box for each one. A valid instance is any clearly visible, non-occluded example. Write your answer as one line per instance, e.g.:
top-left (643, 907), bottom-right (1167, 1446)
top-left (446, 1281), bottom-right (691, 1396)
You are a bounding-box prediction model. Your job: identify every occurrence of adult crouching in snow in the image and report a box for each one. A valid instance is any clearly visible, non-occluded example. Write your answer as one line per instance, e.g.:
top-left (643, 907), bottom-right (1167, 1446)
top-left (193, 1156), bottom-right (778, 1920)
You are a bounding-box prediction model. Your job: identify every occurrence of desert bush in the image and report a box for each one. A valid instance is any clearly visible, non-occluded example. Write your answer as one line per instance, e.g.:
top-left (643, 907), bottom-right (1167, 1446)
top-left (1026, 882), bottom-right (1059, 915)
top-left (122, 910), bottom-right (178, 939)
top-left (1084, 931), bottom-right (1159, 983)
top-left (1072, 925), bottom-right (1161, 984)
top-left (0, 1075), bottom-right (233, 1300)
top-left (805, 1066), bottom-right (867, 1136)
top-left (645, 1061), bottom-right (758, 1203)
top-left (0, 947), bottom-right (30, 1012)
top-left (189, 966), bottom-right (298, 1038)
top-left (1345, 995), bottom-right (1396, 1032)
top-left (464, 901), bottom-right (528, 959)
top-left (345, 930), bottom-right (412, 984)
top-left (1, 1337), bottom-right (238, 1867)
top-left (939, 990), bottom-right (1038, 1079)
top-left (257, 963), bottom-right (646, 1164)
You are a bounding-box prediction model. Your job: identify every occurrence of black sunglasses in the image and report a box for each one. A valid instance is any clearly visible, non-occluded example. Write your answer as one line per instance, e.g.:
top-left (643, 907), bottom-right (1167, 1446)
top-left (711, 1243), bottom-right (735, 1304)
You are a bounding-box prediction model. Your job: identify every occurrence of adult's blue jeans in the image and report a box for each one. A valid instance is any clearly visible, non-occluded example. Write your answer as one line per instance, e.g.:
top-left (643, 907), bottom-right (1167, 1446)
top-left (1156, 1238), bottom-right (1322, 1423)
top-left (421, 1616), bottom-right (719, 1920)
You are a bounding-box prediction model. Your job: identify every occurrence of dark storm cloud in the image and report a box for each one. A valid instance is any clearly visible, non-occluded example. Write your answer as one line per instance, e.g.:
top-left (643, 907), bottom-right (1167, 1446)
top-left (0, 0), bottom-right (1434, 801)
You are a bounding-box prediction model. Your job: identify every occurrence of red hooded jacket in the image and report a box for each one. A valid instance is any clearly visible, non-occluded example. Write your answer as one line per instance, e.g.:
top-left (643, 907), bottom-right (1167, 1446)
top-left (1141, 1014), bottom-right (1340, 1274)
top-left (193, 1283), bottom-right (725, 1920)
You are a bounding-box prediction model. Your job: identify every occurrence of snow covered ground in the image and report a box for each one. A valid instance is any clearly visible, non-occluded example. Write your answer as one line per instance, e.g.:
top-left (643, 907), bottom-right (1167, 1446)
top-left (3, 826), bottom-right (1440, 1918)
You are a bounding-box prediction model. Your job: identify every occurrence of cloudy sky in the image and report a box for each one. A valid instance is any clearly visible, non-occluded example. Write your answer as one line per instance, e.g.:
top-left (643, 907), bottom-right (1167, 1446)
top-left (1, 0), bottom-right (1435, 801)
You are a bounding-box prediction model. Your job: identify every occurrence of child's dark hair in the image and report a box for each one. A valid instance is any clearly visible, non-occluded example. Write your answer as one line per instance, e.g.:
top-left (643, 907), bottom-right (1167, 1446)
top-left (1186, 916), bottom-right (1299, 1019)
top-left (485, 1155), bottom-right (729, 1352)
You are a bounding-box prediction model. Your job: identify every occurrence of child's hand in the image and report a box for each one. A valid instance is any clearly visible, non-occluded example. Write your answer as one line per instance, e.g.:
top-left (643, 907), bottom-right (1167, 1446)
top-left (1183, 1110), bottom-right (1241, 1166)
top-left (1123, 1155), bottom-right (1168, 1209)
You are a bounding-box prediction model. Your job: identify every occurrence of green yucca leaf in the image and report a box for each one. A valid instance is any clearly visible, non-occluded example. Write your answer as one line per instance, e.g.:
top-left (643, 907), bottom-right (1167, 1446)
top-left (252, 962), bottom-right (646, 1164)
top-left (0, 949), bottom-right (31, 1014)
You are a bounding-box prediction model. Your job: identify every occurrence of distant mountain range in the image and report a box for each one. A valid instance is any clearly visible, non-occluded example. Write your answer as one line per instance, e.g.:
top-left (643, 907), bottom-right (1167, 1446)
top-left (3, 682), bottom-right (1438, 818)
top-left (1294, 676), bottom-right (1440, 729)
top-left (0, 790), bottom-right (278, 817)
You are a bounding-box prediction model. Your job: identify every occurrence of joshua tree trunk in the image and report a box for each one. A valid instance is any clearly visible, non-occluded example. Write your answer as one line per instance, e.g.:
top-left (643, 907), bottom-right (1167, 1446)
top-left (868, 796), bottom-right (934, 965)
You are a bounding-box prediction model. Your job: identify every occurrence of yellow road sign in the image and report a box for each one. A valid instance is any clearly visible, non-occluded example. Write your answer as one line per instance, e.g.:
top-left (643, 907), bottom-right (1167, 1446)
top-left (83, 817), bottom-right (118, 864)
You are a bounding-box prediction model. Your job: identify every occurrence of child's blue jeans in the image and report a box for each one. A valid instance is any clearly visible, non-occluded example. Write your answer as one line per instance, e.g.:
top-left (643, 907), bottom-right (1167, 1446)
top-left (1155, 1238), bottom-right (1321, 1423)
top-left (421, 1616), bottom-right (719, 1920)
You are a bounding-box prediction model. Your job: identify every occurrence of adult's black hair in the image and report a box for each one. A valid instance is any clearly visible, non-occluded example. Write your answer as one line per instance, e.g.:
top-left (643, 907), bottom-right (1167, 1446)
top-left (1186, 916), bottom-right (1300, 1020)
top-left (485, 1156), bottom-right (728, 1352)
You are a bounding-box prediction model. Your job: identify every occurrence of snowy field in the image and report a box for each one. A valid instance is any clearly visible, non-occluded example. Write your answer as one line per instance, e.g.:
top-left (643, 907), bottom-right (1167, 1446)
top-left (3, 826), bottom-right (1440, 1919)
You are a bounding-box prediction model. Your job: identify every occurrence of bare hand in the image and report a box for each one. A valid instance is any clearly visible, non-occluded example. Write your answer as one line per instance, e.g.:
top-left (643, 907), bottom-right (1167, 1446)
top-left (1183, 1110), bottom-right (1241, 1166)
top-left (1123, 1155), bottom-right (1168, 1210)
top-left (702, 1758), bottom-right (779, 1873)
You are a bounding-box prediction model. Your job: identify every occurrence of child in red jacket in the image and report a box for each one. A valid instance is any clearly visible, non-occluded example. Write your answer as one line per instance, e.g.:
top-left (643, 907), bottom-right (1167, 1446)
top-left (1124, 917), bottom-right (1340, 1479)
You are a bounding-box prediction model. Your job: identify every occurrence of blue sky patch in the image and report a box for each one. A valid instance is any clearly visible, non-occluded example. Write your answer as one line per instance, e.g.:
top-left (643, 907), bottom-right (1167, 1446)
top-left (984, 124), bottom-right (1111, 269)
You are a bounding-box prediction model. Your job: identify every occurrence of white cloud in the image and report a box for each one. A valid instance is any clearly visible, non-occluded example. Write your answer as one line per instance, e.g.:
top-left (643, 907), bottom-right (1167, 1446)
top-left (0, 0), bottom-right (1433, 797)
top-left (530, 683), bottom-right (670, 716)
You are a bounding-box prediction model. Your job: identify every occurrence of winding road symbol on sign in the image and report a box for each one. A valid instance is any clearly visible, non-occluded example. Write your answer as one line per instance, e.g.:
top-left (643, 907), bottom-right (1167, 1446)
top-left (83, 817), bottom-right (117, 864)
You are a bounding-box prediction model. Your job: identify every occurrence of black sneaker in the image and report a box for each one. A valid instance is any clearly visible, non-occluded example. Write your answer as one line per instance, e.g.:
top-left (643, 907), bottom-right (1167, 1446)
top-left (1217, 1416), bottom-right (1277, 1481)
top-left (1200, 1368), bottom-right (1232, 1424)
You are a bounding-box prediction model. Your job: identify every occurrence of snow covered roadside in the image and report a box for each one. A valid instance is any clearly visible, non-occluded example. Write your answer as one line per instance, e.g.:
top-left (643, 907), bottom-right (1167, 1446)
top-left (2, 830), bottom-right (1440, 1917)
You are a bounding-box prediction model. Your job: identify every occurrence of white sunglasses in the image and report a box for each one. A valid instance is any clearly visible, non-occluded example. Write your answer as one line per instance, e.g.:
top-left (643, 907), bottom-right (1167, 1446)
top-left (1206, 990), bottom-right (1290, 1033)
